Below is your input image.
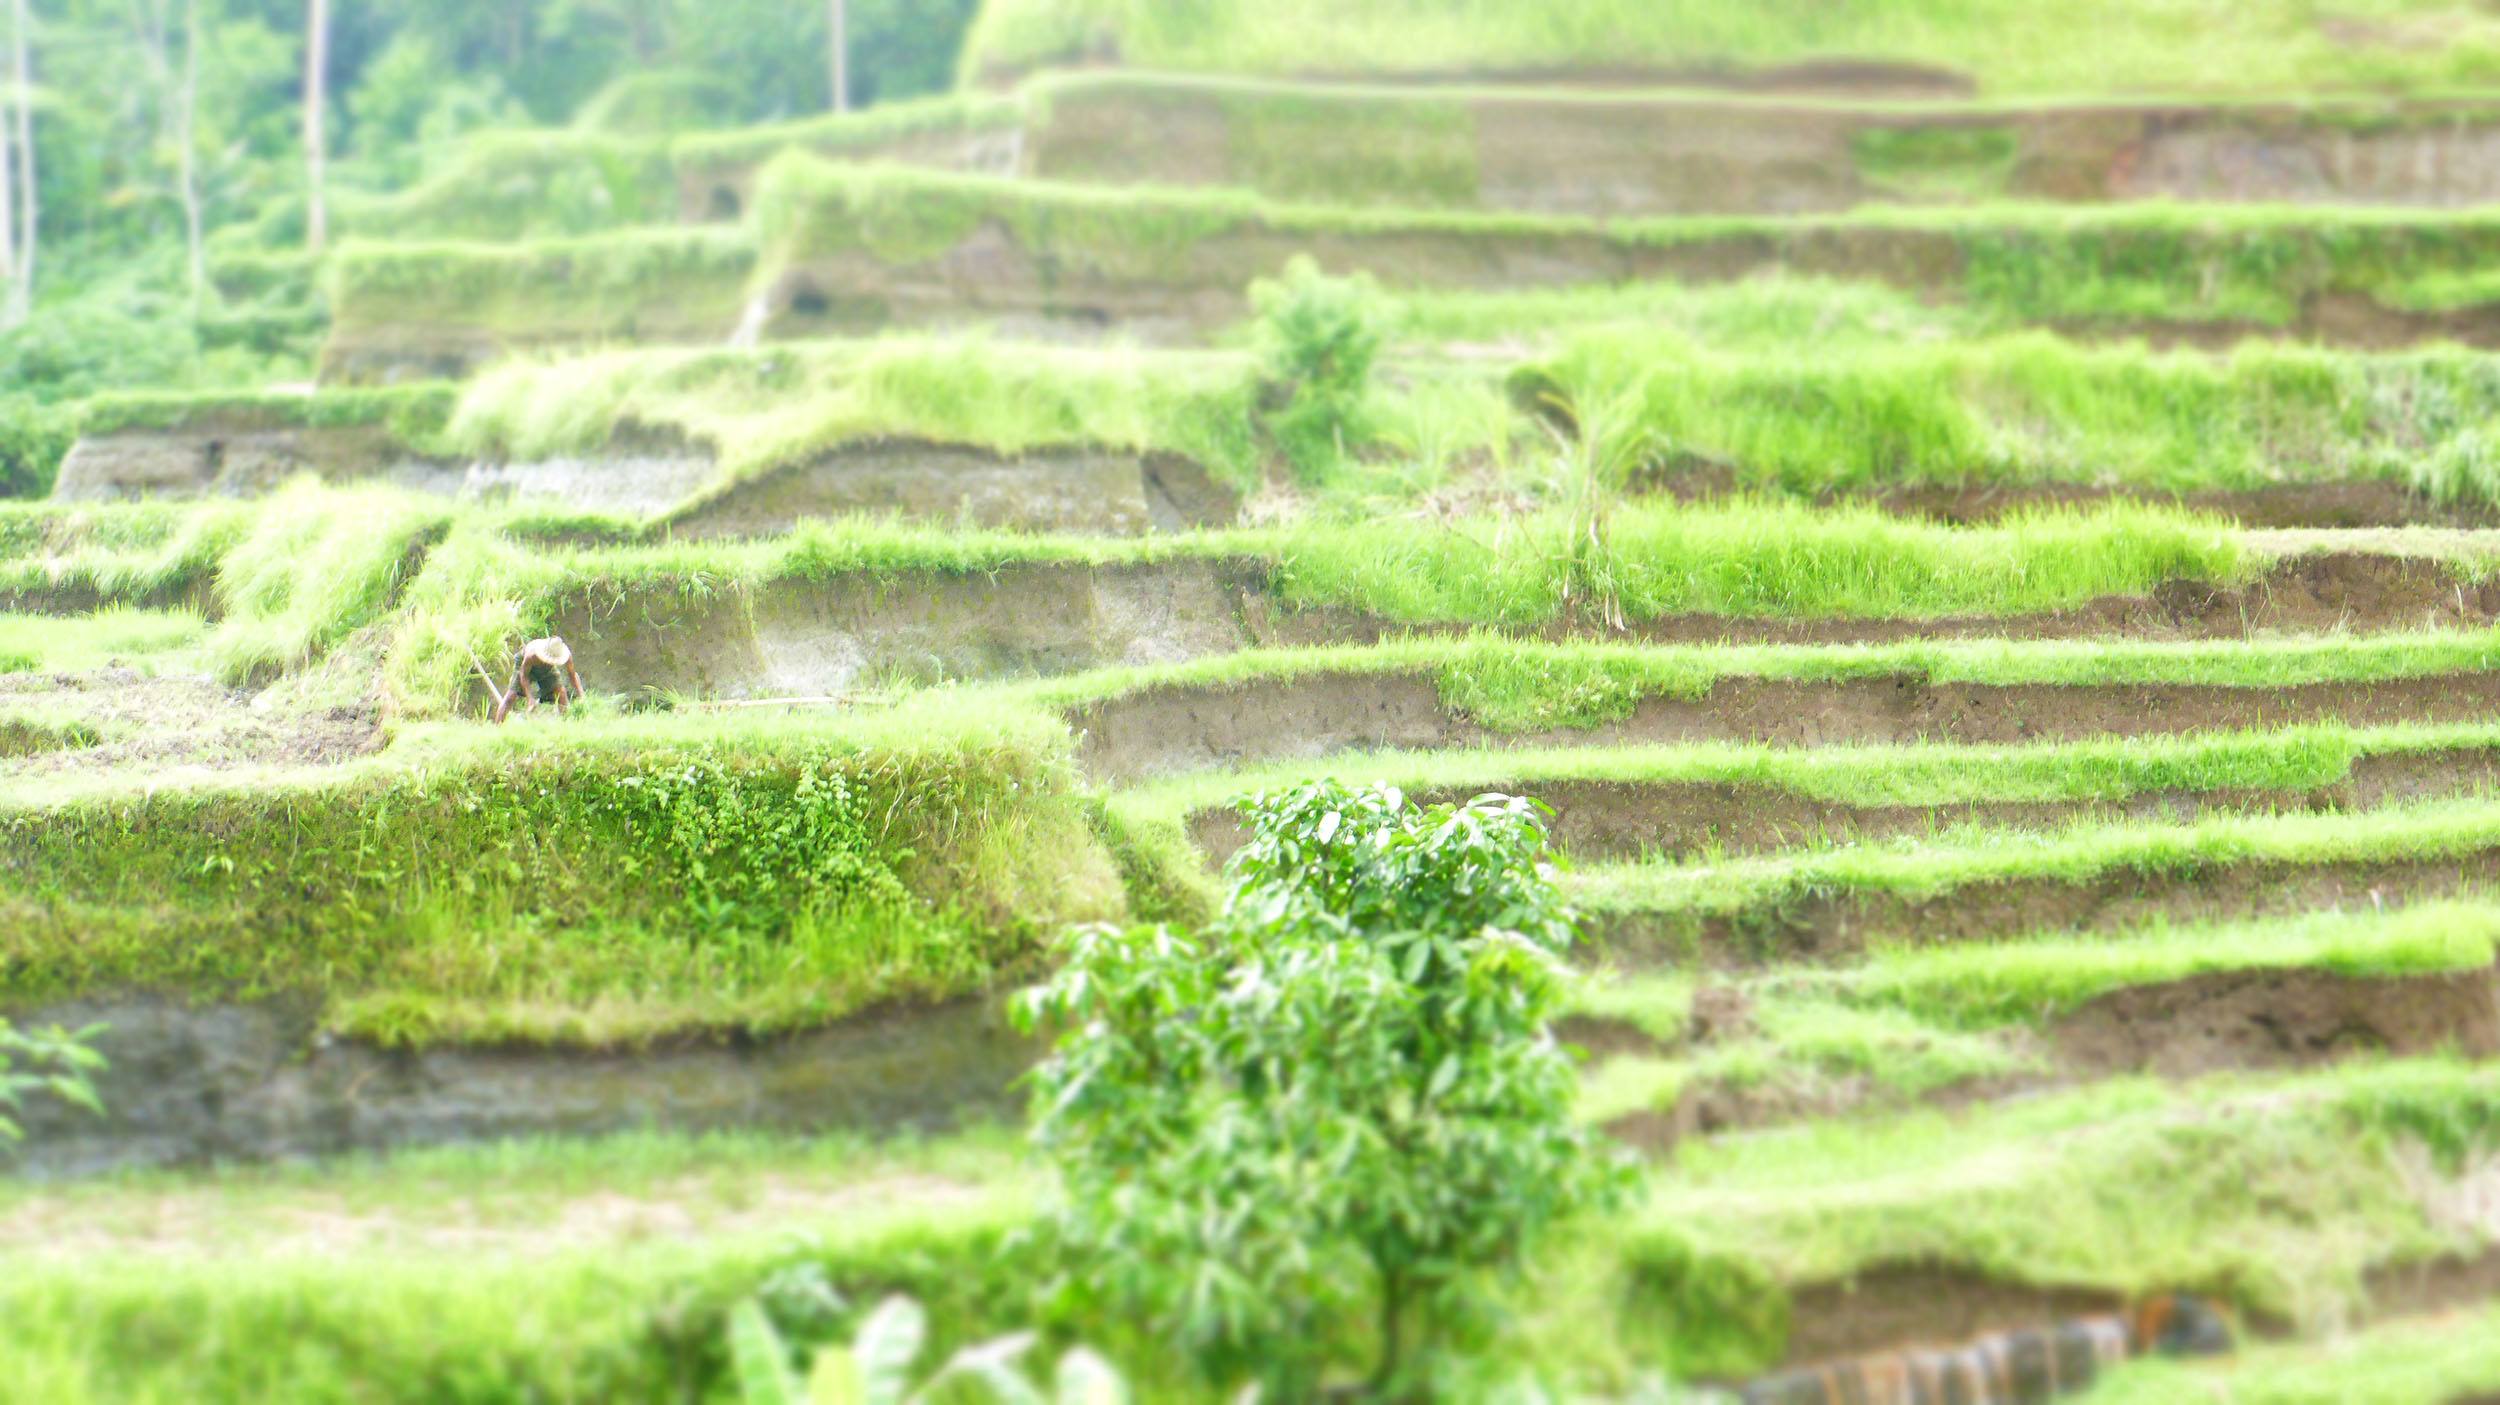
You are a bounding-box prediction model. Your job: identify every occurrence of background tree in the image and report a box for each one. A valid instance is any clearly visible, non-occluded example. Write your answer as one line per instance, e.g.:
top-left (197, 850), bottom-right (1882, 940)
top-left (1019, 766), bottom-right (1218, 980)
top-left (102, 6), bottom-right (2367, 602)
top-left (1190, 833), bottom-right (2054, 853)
top-left (301, 0), bottom-right (324, 251)
top-left (829, 0), bottom-right (846, 111)
top-left (7, 0), bottom-right (32, 325)
top-left (1018, 781), bottom-right (1635, 1398)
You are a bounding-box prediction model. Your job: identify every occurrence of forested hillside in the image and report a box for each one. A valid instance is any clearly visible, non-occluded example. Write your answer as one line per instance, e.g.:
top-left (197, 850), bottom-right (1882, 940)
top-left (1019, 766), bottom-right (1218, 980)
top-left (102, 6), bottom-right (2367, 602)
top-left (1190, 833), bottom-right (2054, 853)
top-left (0, 0), bottom-right (975, 491)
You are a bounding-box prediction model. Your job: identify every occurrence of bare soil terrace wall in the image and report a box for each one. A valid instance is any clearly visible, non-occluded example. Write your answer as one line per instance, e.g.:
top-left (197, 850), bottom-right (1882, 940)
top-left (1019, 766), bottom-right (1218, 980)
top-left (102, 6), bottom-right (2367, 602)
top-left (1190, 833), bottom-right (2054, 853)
top-left (545, 550), bottom-right (2500, 711)
top-left (1186, 747), bottom-right (2500, 865)
top-left (3, 994), bottom-right (1032, 1179)
top-left (756, 202), bottom-right (2500, 348)
top-left (52, 427), bottom-right (1241, 535)
top-left (1074, 669), bottom-right (2500, 784)
top-left (1028, 83), bottom-right (2500, 216)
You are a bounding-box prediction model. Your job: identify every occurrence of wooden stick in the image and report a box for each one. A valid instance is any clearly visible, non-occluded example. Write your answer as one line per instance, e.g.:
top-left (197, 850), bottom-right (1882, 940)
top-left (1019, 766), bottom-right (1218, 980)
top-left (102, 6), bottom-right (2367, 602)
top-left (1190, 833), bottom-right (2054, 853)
top-left (453, 638), bottom-right (510, 714)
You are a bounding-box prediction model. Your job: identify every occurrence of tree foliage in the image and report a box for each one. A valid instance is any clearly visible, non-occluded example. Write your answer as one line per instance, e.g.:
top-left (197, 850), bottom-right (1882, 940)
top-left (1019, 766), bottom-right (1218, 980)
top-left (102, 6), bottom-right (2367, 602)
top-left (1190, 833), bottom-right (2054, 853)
top-left (0, 0), bottom-right (983, 443)
top-left (1017, 780), bottom-right (1635, 1397)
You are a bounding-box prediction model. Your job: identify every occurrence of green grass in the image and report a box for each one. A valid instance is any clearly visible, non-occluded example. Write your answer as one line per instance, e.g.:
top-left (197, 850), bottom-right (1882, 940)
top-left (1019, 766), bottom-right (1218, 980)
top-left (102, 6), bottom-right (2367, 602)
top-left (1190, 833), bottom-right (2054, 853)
top-left (1569, 792), bottom-right (2500, 931)
top-left (1576, 898), bottom-right (2500, 1046)
top-left (1623, 1059), bottom-right (2500, 1376)
top-left (1113, 723), bottom-right (2462, 834)
top-left (323, 227), bottom-right (757, 357)
top-left (1568, 900), bottom-right (2500, 1128)
top-left (960, 0), bottom-right (2500, 95)
top-left (672, 90), bottom-right (1026, 171)
top-left (0, 1129), bottom-right (1037, 1405)
top-left (1108, 721), bottom-right (2500, 889)
top-left (76, 385), bottom-right (459, 443)
top-left (443, 337), bottom-right (1270, 496)
top-left (1389, 272), bottom-right (1981, 350)
top-left (0, 500), bottom-right (249, 611)
top-left (0, 701), bottom-right (1125, 1047)
top-left (2078, 1305), bottom-right (2500, 1404)
top-left (376, 491), bottom-right (2255, 714)
top-left (1523, 329), bottom-right (2500, 506)
top-left (1014, 628), bottom-right (2500, 734)
top-left (750, 156), bottom-right (2500, 337)
top-left (1843, 898), bottom-right (2500, 1026)
top-left (10, 1063), bottom-right (2500, 1401)
top-left (1262, 496), bottom-right (2246, 626)
top-left (0, 608), bottom-right (207, 674)
top-left (203, 483), bottom-right (451, 685)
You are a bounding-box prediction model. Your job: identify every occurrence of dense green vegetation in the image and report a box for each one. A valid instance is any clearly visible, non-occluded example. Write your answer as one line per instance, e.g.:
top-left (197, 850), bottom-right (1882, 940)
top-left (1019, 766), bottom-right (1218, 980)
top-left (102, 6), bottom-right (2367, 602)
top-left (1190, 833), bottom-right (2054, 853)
top-left (0, 2), bottom-right (982, 446)
top-left (960, 0), bottom-right (2500, 94)
top-left (1569, 792), bottom-right (2500, 948)
top-left (1018, 627), bottom-right (2500, 734)
top-left (1112, 721), bottom-right (2500, 841)
top-left (0, 701), bottom-right (1118, 1046)
top-left (444, 338), bottom-right (1269, 492)
top-left (1021, 782), bottom-right (1630, 1397)
top-left (1525, 331), bottom-right (2500, 505)
top-left (8, 1060), bottom-right (2500, 1400)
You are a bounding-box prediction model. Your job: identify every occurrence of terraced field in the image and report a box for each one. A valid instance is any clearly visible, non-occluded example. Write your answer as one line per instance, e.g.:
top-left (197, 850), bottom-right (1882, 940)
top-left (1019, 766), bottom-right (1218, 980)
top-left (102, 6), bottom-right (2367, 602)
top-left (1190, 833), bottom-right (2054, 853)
top-left (20, 3), bottom-right (2500, 1402)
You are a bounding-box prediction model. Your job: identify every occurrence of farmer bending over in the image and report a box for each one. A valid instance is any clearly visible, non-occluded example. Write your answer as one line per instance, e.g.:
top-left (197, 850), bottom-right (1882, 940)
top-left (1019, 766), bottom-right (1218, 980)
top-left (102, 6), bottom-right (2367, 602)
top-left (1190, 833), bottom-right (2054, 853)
top-left (494, 636), bottom-right (587, 722)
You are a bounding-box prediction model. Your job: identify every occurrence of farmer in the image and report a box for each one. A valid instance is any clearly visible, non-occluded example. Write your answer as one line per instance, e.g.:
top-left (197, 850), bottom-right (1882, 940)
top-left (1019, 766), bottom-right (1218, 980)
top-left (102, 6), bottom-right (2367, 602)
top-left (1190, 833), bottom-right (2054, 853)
top-left (493, 636), bottom-right (587, 723)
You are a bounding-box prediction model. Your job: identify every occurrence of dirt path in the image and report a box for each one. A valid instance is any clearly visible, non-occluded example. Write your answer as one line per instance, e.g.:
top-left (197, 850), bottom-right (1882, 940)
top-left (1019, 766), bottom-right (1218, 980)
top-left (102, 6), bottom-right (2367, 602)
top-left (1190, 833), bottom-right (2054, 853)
top-left (0, 1170), bottom-right (996, 1262)
top-left (0, 668), bottom-right (381, 781)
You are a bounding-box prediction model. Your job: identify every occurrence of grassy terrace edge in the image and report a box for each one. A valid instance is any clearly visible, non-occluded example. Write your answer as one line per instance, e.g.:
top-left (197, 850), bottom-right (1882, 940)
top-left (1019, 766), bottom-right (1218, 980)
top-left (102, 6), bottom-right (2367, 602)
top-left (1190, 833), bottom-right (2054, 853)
top-left (9, 1062), bottom-right (2500, 1399)
top-left (0, 704), bottom-right (1125, 1048)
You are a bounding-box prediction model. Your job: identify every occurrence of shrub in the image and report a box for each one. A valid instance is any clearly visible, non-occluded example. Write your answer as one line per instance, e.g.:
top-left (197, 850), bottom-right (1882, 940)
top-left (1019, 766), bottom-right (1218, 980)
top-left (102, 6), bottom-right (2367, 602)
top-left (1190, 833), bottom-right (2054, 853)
top-left (0, 397), bottom-right (77, 499)
top-left (1017, 780), bottom-right (1634, 1397)
top-left (1250, 256), bottom-right (1390, 481)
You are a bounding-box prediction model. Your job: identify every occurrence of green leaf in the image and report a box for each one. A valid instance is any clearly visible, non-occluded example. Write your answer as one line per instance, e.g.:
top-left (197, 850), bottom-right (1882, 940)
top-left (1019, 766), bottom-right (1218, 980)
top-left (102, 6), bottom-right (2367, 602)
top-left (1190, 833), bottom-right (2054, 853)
top-left (727, 1302), bottom-right (803, 1405)
top-left (852, 1296), bottom-right (925, 1405)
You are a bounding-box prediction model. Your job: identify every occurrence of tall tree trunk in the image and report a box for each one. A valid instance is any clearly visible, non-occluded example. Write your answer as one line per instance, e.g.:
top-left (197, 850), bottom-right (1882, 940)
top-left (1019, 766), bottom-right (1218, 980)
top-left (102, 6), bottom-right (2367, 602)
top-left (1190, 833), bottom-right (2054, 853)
top-left (8, 0), bottom-right (32, 324)
top-left (0, 0), bottom-right (16, 322)
top-left (303, 0), bottom-right (326, 254)
top-left (177, 0), bottom-right (202, 308)
top-left (828, 0), bottom-right (847, 113)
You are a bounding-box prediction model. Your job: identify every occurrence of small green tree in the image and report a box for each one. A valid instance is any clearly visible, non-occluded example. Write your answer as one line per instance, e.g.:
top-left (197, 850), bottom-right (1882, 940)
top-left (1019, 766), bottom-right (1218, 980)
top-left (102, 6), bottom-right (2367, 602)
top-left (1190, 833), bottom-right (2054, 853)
top-left (0, 1019), bottom-right (106, 1146)
top-left (1018, 781), bottom-right (1633, 1398)
top-left (1250, 256), bottom-right (1391, 482)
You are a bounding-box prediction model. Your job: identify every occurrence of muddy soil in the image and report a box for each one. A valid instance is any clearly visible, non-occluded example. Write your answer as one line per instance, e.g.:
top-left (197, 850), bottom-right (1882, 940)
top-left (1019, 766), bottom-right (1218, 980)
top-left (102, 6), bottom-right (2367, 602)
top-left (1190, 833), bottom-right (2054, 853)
top-left (1186, 749), bottom-right (2500, 866)
top-left (2055, 965), bottom-right (2500, 1075)
top-left (0, 669), bottom-right (381, 779)
top-left (552, 559), bottom-right (1261, 705)
top-left (1778, 1266), bottom-right (2124, 1369)
top-left (667, 443), bottom-right (1240, 538)
top-left (3, 994), bottom-right (1035, 1180)
top-left (1765, 1245), bottom-right (2500, 1382)
top-left (50, 425), bottom-right (459, 503)
top-left (1077, 668), bottom-right (2500, 785)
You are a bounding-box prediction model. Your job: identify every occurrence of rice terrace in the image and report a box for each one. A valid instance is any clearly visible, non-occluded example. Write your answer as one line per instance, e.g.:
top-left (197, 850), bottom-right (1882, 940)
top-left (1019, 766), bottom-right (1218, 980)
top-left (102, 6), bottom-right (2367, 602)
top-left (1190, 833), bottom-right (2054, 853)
top-left (23, 0), bottom-right (2500, 1400)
